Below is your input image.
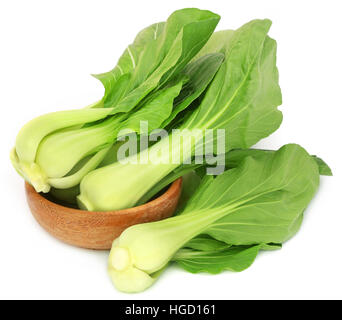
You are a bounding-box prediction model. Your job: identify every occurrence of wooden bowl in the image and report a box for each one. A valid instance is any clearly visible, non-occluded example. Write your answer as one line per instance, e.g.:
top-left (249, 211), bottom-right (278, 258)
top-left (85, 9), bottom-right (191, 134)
top-left (25, 179), bottom-right (182, 250)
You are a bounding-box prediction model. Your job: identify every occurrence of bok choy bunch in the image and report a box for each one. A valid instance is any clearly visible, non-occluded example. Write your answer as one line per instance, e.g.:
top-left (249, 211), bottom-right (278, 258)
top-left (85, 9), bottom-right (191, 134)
top-left (10, 107), bottom-right (116, 192)
top-left (108, 144), bottom-right (324, 293)
top-left (9, 7), bottom-right (332, 295)
top-left (10, 8), bottom-right (221, 193)
top-left (78, 18), bottom-right (283, 211)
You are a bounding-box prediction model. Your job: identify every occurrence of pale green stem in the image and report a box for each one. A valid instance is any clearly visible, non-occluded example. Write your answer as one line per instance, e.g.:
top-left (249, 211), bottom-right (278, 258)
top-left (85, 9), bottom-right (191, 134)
top-left (48, 146), bottom-right (111, 189)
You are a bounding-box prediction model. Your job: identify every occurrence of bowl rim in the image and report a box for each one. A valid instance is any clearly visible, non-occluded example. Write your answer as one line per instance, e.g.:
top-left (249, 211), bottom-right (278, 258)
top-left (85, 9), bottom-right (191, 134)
top-left (25, 178), bottom-right (182, 217)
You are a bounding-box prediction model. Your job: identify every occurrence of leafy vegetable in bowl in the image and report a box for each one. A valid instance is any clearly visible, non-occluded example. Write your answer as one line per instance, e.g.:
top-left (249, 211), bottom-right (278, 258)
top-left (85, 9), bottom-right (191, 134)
top-left (10, 7), bottom-right (332, 294)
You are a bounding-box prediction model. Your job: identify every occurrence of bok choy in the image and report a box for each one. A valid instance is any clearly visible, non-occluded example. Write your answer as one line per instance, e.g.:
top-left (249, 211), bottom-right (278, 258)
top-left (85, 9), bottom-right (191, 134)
top-left (11, 8), bottom-right (221, 193)
top-left (9, 7), bottom-right (331, 295)
top-left (108, 144), bottom-right (321, 293)
top-left (78, 19), bottom-right (283, 211)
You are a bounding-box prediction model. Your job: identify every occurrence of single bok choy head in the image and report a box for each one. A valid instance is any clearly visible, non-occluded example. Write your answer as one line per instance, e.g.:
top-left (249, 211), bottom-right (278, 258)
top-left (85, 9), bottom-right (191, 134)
top-left (11, 107), bottom-right (115, 192)
top-left (108, 144), bottom-right (321, 293)
top-left (78, 18), bottom-right (283, 211)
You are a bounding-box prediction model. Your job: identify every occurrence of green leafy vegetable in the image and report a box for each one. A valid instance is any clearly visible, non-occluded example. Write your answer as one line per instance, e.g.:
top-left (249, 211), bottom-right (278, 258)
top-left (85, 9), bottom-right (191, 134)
top-left (173, 238), bottom-right (282, 274)
top-left (36, 115), bottom-right (126, 179)
top-left (9, 8), bottom-right (332, 296)
top-left (11, 107), bottom-right (115, 192)
top-left (79, 19), bottom-right (283, 211)
top-left (92, 22), bottom-right (165, 106)
top-left (118, 52), bottom-right (224, 135)
top-left (162, 53), bottom-right (225, 127)
top-left (12, 8), bottom-right (221, 193)
top-left (139, 148), bottom-right (331, 204)
top-left (95, 8), bottom-right (220, 113)
top-left (119, 81), bottom-right (184, 135)
top-left (192, 30), bottom-right (234, 61)
top-left (185, 21), bottom-right (282, 150)
top-left (47, 146), bottom-right (111, 189)
top-left (108, 144), bottom-right (320, 292)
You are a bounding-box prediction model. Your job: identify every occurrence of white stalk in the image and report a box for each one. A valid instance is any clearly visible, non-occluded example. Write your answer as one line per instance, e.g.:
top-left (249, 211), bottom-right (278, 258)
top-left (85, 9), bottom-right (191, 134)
top-left (48, 146), bottom-right (111, 189)
top-left (78, 129), bottom-right (204, 211)
top-left (108, 204), bottom-right (237, 292)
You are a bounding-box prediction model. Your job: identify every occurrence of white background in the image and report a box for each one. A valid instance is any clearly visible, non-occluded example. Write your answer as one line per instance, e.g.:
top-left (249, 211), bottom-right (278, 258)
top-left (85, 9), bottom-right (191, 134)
top-left (0, 0), bottom-right (341, 300)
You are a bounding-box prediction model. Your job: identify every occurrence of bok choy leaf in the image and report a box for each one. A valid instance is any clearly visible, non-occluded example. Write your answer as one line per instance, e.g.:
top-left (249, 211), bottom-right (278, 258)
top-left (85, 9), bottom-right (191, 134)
top-left (138, 147), bottom-right (332, 204)
top-left (94, 8), bottom-right (220, 113)
top-left (173, 244), bottom-right (261, 274)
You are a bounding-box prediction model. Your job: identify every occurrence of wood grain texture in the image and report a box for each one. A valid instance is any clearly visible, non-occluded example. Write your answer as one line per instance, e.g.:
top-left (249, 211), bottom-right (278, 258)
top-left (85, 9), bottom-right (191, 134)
top-left (25, 179), bottom-right (182, 250)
